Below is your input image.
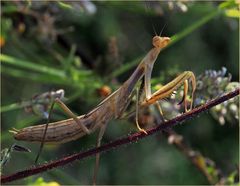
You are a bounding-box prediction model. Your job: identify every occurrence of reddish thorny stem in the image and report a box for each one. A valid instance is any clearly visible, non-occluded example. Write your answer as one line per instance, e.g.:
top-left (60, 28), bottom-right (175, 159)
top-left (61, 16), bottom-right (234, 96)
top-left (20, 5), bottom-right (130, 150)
top-left (1, 88), bottom-right (239, 184)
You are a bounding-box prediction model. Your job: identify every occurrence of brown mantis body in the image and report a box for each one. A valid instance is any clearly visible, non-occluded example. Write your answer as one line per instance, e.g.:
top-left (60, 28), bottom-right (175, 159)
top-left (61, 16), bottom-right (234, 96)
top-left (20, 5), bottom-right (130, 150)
top-left (10, 35), bottom-right (196, 184)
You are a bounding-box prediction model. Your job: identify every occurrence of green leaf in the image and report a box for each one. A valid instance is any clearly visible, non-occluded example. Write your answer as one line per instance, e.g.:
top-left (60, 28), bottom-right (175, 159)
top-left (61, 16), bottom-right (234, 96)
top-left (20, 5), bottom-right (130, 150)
top-left (58, 2), bottom-right (73, 10)
top-left (219, 0), bottom-right (237, 9)
top-left (225, 8), bottom-right (240, 18)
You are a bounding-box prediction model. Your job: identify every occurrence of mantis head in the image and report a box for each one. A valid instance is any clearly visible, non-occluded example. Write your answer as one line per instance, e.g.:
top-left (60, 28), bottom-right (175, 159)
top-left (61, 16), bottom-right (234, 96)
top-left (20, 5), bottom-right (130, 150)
top-left (152, 36), bottom-right (171, 49)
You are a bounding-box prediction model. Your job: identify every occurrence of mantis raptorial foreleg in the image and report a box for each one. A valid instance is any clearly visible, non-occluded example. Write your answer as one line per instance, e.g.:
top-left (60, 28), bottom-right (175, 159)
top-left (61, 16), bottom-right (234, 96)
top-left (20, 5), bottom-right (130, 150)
top-left (134, 71), bottom-right (196, 133)
top-left (141, 71), bottom-right (196, 111)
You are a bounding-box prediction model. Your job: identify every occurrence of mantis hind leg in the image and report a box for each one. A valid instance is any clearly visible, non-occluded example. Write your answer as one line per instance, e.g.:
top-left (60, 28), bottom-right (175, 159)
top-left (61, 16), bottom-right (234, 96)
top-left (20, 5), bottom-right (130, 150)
top-left (35, 98), bottom-right (91, 163)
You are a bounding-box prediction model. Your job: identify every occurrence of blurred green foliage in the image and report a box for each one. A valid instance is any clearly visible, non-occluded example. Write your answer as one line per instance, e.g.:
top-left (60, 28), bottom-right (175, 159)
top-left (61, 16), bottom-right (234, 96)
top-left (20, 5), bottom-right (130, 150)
top-left (1, 1), bottom-right (239, 185)
top-left (28, 177), bottom-right (60, 186)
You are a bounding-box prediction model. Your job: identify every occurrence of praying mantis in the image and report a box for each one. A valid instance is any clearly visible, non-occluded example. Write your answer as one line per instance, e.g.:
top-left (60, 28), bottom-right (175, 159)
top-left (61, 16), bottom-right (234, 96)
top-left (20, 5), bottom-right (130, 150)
top-left (10, 34), bottom-right (196, 184)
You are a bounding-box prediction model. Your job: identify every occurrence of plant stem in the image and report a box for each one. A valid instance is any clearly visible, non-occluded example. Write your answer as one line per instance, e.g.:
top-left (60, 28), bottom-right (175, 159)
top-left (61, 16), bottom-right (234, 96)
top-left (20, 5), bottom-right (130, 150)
top-left (1, 88), bottom-right (239, 184)
top-left (110, 7), bottom-right (223, 78)
top-left (0, 54), bottom-right (66, 78)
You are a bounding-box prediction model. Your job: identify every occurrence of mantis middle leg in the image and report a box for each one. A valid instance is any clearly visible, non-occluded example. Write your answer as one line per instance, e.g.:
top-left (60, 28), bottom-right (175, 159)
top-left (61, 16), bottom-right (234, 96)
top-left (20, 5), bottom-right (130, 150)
top-left (92, 123), bottom-right (108, 185)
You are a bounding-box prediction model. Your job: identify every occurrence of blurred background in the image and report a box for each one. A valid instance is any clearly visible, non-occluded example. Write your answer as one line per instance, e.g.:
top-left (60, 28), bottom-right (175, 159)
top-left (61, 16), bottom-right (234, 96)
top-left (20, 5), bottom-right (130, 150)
top-left (1, 1), bottom-right (239, 185)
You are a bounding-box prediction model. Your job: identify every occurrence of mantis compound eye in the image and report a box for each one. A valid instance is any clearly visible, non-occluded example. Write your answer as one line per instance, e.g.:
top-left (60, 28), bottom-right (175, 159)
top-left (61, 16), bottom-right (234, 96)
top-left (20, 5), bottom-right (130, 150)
top-left (152, 36), bottom-right (171, 49)
top-left (161, 37), bottom-right (171, 48)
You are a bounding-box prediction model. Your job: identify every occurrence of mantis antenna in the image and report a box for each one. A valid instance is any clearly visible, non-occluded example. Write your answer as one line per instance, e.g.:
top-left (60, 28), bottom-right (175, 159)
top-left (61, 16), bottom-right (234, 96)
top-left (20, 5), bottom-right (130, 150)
top-left (159, 22), bottom-right (168, 37)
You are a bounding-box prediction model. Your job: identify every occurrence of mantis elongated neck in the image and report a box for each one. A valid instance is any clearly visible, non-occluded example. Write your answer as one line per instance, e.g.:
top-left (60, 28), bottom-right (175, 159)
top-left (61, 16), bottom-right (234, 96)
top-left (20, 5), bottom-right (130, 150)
top-left (125, 47), bottom-right (161, 96)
